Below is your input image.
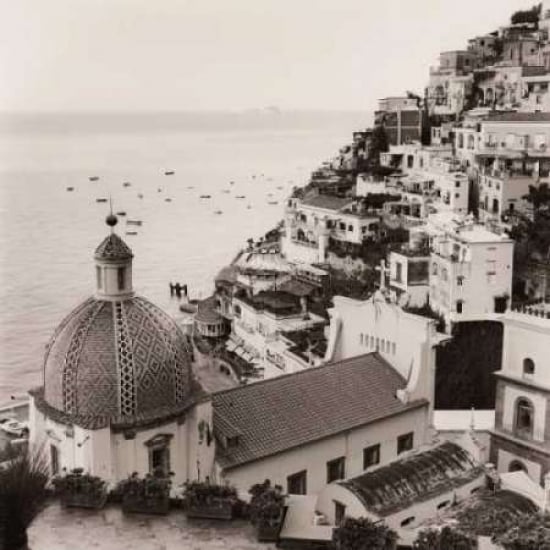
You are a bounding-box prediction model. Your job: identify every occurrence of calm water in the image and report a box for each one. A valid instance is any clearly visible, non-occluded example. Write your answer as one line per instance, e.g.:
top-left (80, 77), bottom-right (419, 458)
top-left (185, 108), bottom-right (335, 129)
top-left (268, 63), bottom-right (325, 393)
top-left (0, 111), bottom-right (367, 403)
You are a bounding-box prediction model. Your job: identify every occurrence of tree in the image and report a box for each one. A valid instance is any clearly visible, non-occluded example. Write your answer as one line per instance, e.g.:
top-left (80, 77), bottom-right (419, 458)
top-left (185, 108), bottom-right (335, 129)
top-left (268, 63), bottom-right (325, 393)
top-left (523, 182), bottom-right (550, 213)
top-left (414, 527), bottom-right (477, 550)
top-left (368, 125), bottom-right (389, 168)
top-left (333, 517), bottom-right (397, 550)
top-left (494, 513), bottom-right (550, 550)
top-left (510, 4), bottom-right (541, 26)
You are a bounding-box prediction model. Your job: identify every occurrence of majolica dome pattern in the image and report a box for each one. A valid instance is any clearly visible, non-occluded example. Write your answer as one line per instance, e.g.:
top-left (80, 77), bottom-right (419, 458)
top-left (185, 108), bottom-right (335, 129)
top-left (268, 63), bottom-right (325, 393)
top-left (94, 233), bottom-right (133, 262)
top-left (44, 295), bottom-right (192, 420)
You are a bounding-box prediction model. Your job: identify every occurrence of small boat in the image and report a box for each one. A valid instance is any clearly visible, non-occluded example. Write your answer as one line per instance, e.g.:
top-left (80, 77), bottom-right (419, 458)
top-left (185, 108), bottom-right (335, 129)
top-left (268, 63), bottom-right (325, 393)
top-left (164, 170), bottom-right (175, 176)
top-left (165, 198), bottom-right (172, 202)
top-left (247, 205), bottom-right (252, 209)
top-left (157, 188), bottom-right (162, 193)
top-left (89, 176), bottom-right (99, 182)
top-left (236, 195), bottom-right (246, 199)
top-left (199, 195), bottom-right (211, 199)
top-left (187, 186), bottom-right (195, 189)
top-left (214, 210), bottom-right (223, 215)
top-left (116, 211), bottom-right (127, 216)
top-left (276, 186), bottom-right (283, 190)
top-left (96, 198), bottom-right (108, 203)
top-left (229, 181), bottom-right (235, 185)
top-left (125, 231), bottom-right (138, 236)
top-left (221, 190), bottom-right (230, 194)
top-left (137, 193), bottom-right (144, 199)
top-left (268, 201), bottom-right (278, 205)
top-left (66, 187), bottom-right (74, 192)
top-left (127, 220), bottom-right (143, 226)
top-left (123, 182), bottom-right (131, 187)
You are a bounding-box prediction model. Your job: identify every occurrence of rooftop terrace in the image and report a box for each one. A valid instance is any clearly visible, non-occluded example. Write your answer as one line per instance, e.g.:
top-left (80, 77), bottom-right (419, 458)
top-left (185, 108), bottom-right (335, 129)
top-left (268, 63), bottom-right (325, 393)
top-left (29, 502), bottom-right (274, 550)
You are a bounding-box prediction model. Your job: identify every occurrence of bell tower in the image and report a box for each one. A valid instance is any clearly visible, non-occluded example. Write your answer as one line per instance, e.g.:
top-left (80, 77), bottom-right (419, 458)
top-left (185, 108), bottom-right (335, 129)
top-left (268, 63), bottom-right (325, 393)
top-left (94, 214), bottom-right (134, 301)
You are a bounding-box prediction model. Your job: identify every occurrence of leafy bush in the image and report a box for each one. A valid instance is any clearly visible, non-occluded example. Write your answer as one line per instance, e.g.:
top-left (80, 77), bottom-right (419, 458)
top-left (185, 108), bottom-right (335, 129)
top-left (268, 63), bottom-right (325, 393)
top-left (249, 479), bottom-right (286, 527)
top-left (333, 517), bottom-right (397, 550)
top-left (115, 469), bottom-right (172, 501)
top-left (494, 513), bottom-right (550, 550)
top-left (52, 467), bottom-right (106, 500)
top-left (413, 527), bottom-right (477, 550)
top-left (183, 480), bottom-right (237, 507)
top-left (510, 4), bottom-right (541, 26)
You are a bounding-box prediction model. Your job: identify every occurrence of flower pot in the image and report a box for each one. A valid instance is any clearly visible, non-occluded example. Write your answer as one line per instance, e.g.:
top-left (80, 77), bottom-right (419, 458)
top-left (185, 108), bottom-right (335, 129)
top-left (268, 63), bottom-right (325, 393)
top-left (122, 494), bottom-right (170, 515)
top-left (186, 499), bottom-right (234, 520)
top-left (61, 491), bottom-right (108, 510)
top-left (256, 522), bottom-right (282, 543)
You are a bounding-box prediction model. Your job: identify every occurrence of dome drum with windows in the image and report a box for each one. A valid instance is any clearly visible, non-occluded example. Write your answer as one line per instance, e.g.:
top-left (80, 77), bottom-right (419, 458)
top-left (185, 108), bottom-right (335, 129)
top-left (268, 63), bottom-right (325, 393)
top-left (40, 215), bottom-right (194, 427)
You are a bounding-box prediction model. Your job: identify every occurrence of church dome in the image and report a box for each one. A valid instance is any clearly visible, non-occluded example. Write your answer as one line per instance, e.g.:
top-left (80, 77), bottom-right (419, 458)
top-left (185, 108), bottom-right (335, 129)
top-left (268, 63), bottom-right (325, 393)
top-left (41, 222), bottom-right (194, 428)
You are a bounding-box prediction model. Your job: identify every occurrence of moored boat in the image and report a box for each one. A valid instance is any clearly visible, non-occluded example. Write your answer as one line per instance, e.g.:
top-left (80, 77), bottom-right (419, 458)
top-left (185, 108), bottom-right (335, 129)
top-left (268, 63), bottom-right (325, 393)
top-left (164, 170), bottom-right (175, 176)
top-left (199, 195), bottom-right (211, 199)
top-left (66, 187), bottom-right (74, 192)
top-left (96, 198), bottom-right (108, 203)
top-left (127, 220), bottom-right (143, 226)
top-left (89, 176), bottom-right (99, 182)
top-left (125, 231), bottom-right (138, 236)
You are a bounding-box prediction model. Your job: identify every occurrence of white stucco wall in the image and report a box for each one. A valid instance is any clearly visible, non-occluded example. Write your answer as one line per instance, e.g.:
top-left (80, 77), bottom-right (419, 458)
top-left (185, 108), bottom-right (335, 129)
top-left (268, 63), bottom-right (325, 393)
top-left (30, 396), bottom-right (215, 488)
top-left (497, 448), bottom-right (542, 481)
top-left (220, 406), bottom-right (428, 496)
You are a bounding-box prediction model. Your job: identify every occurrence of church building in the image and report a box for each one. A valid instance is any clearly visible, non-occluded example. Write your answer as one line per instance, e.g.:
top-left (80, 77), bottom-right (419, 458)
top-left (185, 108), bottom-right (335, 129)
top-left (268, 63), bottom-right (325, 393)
top-left (29, 215), bottom-right (215, 487)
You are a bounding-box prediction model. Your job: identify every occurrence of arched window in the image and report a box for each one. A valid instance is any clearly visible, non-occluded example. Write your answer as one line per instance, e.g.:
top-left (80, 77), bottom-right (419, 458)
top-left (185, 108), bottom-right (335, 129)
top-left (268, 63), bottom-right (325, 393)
top-left (457, 133), bottom-right (464, 149)
top-left (509, 460), bottom-right (528, 473)
top-left (233, 304), bottom-right (242, 318)
top-left (467, 134), bottom-right (475, 150)
top-left (523, 358), bottom-right (535, 376)
top-left (441, 268), bottom-right (448, 282)
top-left (515, 397), bottom-right (535, 438)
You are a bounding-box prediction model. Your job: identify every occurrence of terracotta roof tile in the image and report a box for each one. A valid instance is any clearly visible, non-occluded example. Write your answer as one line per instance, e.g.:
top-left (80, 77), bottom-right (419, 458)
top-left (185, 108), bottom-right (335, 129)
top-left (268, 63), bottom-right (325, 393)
top-left (213, 353), bottom-right (427, 470)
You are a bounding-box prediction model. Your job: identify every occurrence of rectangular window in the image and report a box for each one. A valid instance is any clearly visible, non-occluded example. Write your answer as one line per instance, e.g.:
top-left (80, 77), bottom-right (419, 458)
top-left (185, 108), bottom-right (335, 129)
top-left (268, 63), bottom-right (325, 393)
top-left (397, 432), bottom-right (414, 454)
top-left (395, 262), bottom-right (403, 283)
top-left (117, 267), bottom-right (125, 291)
top-left (326, 457), bottom-right (346, 483)
top-left (149, 445), bottom-right (170, 475)
top-left (363, 444), bottom-right (380, 469)
top-left (287, 470), bottom-right (307, 495)
top-left (339, 222), bottom-right (346, 231)
top-left (96, 266), bottom-right (102, 290)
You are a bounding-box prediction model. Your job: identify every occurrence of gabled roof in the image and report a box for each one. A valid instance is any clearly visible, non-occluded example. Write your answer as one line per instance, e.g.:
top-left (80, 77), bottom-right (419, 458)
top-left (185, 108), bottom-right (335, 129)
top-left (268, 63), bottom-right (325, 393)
top-left (94, 233), bottom-right (133, 262)
top-left (339, 441), bottom-right (483, 517)
top-left (213, 353), bottom-right (428, 470)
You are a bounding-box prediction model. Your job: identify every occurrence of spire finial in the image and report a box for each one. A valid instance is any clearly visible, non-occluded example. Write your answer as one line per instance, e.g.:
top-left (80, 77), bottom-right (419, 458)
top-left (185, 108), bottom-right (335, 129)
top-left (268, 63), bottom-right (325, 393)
top-left (105, 195), bottom-right (118, 231)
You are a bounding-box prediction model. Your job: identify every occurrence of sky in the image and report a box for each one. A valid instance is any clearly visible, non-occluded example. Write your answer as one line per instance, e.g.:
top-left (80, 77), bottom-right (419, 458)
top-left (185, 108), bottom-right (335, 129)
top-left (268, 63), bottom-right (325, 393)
top-left (0, 0), bottom-right (540, 112)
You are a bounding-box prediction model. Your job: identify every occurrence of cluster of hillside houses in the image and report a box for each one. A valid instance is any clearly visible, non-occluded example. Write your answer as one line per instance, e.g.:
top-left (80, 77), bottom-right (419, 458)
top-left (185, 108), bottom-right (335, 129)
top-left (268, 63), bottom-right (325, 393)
top-left (28, 3), bottom-right (550, 549)
top-left (186, 4), bottom-right (550, 545)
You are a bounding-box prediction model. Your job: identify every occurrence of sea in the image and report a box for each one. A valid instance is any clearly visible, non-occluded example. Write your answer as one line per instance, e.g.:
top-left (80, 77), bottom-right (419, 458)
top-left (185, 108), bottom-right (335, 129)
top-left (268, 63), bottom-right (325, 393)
top-left (0, 110), bottom-right (368, 404)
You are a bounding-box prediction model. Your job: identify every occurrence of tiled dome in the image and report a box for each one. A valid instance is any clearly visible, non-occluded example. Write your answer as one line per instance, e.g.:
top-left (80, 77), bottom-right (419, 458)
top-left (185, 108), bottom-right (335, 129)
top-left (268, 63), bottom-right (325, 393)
top-left (43, 295), bottom-right (192, 423)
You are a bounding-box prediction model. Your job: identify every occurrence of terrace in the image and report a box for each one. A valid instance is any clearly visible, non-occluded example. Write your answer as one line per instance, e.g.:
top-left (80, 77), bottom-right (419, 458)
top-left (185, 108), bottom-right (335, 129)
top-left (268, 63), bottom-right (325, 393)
top-left (29, 502), bottom-right (274, 550)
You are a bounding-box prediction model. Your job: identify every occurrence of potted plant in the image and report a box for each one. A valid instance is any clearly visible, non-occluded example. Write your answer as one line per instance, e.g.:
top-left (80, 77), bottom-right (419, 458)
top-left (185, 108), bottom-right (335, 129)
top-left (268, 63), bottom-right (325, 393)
top-left (183, 479), bottom-right (238, 520)
top-left (249, 479), bottom-right (287, 543)
top-left (52, 468), bottom-right (108, 509)
top-left (0, 447), bottom-right (49, 550)
top-left (116, 469), bottom-right (171, 515)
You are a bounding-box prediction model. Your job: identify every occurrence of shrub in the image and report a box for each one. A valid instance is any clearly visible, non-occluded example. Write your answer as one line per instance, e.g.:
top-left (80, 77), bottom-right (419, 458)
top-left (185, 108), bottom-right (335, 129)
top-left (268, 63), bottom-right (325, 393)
top-left (413, 527), bottom-right (477, 550)
top-left (333, 517), bottom-right (397, 550)
top-left (52, 468), bottom-right (106, 501)
top-left (183, 480), bottom-right (238, 506)
top-left (494, 513), bottom-right (550, 550)
top-left (249, 479), bottom-right (286, 527)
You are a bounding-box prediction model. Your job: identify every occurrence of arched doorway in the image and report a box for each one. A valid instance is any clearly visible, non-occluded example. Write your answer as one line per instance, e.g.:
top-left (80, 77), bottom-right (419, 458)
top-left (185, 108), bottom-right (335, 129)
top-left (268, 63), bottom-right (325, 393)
top-left (509, 460), bottom-right (528, 473)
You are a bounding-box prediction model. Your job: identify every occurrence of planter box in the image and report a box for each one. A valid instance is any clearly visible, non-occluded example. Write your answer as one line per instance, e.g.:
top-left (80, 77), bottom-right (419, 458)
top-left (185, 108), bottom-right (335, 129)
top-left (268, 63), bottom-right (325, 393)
top-left (61, 491), bottom-right (108, 510)
top-left (186, 500), bottom-right (234, 520)
top-left (257, 523), bottom-right (283, 543)
top-left (122, 494), bottom-right (170, 515)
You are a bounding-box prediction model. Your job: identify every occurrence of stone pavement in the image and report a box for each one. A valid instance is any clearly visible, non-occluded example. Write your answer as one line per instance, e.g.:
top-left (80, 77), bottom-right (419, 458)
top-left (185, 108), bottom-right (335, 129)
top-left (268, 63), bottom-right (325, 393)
top-left (29, 503), bottom-right (276, 550)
